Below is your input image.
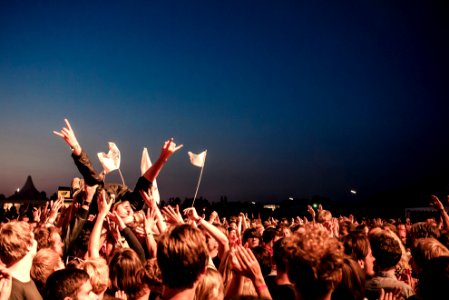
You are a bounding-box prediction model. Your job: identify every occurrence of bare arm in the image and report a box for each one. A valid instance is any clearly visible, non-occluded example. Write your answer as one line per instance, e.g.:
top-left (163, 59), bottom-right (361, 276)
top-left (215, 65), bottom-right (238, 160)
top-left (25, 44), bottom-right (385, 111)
top-left (88, 189), bottom-right (110, 259)
top-left (142, 138), bottom-right (183, 183)
top-left (184, 207), bottom-right (230, 260)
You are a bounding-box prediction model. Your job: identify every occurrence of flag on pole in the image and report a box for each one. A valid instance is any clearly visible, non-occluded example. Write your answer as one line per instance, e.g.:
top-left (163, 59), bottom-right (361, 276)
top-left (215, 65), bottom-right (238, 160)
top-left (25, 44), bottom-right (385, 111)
top-left (188, 150), bottom-right (207, 168)
top-left (97, 142), bottom-right (121, 174)
top-left (188, 150), bottom-right (207, 207)
top-left (141, 147), bottom-right (160, 204)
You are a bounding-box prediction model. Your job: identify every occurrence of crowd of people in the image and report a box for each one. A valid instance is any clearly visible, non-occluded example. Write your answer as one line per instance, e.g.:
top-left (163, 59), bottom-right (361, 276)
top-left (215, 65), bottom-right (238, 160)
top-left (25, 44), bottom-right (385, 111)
top-left (0, 118), bottom-right (448, 300)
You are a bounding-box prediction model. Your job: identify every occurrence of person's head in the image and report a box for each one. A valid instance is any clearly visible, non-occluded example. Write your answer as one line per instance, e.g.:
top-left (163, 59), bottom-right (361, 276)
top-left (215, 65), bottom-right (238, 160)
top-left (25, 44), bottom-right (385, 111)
top-left (45, 268), bottom-right (97, 300)
top-left (77, 258), bottom-right (110, 297)
top-left (112, 200), bottom-right (134, 224)
top-left (410, 237), bottom-right (449, 274)
top-left (369, 231), bottom-right (402, 271)
top-left (262, 227), bottom-right (276, 247)
top-left (284, 224), bottom-right (344, 300)
top-left (332, 256), bottom-right (366, 300)
top-left (109, 248), bottom-right (148, 299)
top-left (34, 225), bottom-right (64, 256)
top-left (31, 248), bottom-right (65, 292)
top-left (409, 221), bottom-right (440, 247)
top-left (157, 224), bottom-right (208, 289)
top-left (414, 256), bottom-right (449, 300)
top-left (242, 228), bottom-right (260, 248)
top-left (194, 268), bottom-right (224, 300)
top-left (0, 220), bottom-right (36, 266)
top-left (342, 231), bottom-right (375, 277)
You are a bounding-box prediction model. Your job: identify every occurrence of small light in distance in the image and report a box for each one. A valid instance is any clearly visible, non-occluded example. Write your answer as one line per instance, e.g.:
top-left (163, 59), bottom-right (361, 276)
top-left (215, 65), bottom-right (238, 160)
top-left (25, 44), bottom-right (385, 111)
top-left (288, 197), bottom-right (294, 200)
top-left (350, 190), bottom-right (357, 195)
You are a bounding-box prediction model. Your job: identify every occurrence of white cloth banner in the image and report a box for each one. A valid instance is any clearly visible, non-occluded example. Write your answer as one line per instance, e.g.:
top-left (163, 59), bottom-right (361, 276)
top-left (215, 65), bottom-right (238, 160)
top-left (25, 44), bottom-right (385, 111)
top-left (188, 150), bottom-right (207, 168)
top-left (141, 147), bottom-right (160, 204)
top-left (97, 142), bottom-right (121, 174)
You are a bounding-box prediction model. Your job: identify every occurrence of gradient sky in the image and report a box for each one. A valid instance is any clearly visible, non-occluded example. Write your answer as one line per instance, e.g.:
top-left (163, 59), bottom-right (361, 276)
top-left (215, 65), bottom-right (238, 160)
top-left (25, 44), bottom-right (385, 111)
top-left (1, 1), bottom-right (448, 204)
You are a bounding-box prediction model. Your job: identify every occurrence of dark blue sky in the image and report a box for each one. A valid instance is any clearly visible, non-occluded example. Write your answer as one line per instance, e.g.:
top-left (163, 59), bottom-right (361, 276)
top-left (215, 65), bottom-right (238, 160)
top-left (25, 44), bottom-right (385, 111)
top-left (1, 1), bottom-right (448, 204)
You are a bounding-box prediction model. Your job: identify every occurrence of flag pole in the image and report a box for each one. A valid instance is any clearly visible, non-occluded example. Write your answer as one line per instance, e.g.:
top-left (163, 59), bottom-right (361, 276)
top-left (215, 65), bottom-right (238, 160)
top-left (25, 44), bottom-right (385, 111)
top-left (118, 168), bottom-right (126, 186)
top-left (192, 150), bottom-right (207, 207)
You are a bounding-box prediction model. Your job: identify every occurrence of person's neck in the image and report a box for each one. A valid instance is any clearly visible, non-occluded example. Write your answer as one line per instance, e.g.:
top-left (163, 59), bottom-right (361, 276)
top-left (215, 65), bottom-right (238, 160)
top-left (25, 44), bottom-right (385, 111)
top-left (161, 286), bottom-right (196, 300)
top-left (8, 252), bottom-right (33, 282)
top-left (275, 271), bottom-right (292, 285)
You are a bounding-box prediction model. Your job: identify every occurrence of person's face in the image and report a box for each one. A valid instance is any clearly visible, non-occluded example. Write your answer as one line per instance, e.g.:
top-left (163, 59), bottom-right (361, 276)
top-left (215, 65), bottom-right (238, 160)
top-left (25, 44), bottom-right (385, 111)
top-left (50, 232), bottom-right (64, 257)
top-left (74, 280), bottom-right (98, 300)
top-left (397, 225), bottom-right (407, 243)
top-left (115, 201), bottom-right (134, 223)
top-left (206, 235), bottom-right (219, 257)
top-left (362, 247), bottom-right (375, 277)
top-left (247, 236), bottom-right (260, 248)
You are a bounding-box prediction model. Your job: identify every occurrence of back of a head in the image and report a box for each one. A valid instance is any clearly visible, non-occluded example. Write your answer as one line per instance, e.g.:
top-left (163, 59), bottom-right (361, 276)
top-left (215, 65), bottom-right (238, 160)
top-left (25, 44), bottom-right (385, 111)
top-left (411, 237), bottom-right (449, 272)
top-left (0, 220), bottom-right (33, 266)
top-left (369, 231), bottom-right (402, 270)
top-left (157, 224), bottom-right (208, 289)
top-left (194, 268), bottom-right (224, 300)
top-left (410, 222), bottom-right (440, 245)
top-left (109, 248), bottom-right (147, 298)
top-left (31, 248), bottom-right (63, 291)
top-left (343, 231), bottom-right (371, 261)
top-left (45, 268), bottom-right (90, 300)
top-left (416, 256), bottom-right (449, 300)
top-left (79, 257), bottom-right (110, 295)
top-left (332, 256), bottom-right (366, 300)
top-left (262, 227), bottom-right (276, 245)
top-left (284, 224), bottom-right (344, 300)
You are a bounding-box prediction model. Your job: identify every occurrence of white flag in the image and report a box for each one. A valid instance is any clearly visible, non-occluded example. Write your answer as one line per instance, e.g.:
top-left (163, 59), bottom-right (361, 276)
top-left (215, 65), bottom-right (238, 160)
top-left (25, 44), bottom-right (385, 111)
top-left (141, 147), bottom-right (160, 204)
top-left (97, 142), bottom-right (121, 174)
top-left (188, 150), bottom-right (207, 168)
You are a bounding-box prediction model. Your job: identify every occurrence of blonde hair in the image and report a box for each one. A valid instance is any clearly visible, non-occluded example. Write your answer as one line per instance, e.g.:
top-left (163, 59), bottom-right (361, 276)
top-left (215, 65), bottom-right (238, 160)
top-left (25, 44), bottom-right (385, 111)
top-left (31, 248), bottom-right (62, 289)
top-left (0, 221), bottom-right (33, 266)
top-left (78, 257), bottom-right (110, 295)
top-left (195, 268), bottom-right (224, 300)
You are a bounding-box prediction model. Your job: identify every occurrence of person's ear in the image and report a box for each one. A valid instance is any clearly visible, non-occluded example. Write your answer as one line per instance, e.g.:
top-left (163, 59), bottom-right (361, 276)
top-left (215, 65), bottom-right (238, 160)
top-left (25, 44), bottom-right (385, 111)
top-left (358, 259), bottom-right (365, 270)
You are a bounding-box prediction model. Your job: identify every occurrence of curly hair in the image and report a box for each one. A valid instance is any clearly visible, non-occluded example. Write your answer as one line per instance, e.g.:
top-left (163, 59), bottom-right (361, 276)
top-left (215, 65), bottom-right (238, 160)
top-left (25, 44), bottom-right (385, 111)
top-left (284, 224), bottom-right (344, 299)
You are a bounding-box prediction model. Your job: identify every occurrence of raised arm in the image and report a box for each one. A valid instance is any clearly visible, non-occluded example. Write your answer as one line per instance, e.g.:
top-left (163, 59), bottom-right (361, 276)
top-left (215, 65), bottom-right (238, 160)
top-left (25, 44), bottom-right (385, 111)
top-left (184, 207), bottom-right (230, 260)
top-left (430, 195), bottom-right (449, 232)
top-left (88, 189), bottom-right (111, 259)
top-left (142, 138), bottom-right (183, 183)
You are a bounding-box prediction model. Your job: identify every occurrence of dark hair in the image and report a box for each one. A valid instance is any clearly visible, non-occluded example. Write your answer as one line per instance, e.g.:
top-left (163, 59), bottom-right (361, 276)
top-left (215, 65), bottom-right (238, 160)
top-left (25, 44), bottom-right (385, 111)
top-left (262, 227), bottom-right (276, 244)
top-left (45, 268), bottom-right (90, 300)
top-left (369, 232), bottom-right (402, 269)
top-left (252, 246), bottom-right (272, 277)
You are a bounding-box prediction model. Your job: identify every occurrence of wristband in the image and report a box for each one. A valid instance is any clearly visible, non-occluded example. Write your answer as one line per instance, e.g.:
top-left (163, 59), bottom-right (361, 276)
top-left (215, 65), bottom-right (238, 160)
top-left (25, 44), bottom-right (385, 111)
top-left (256, 284), bottom-right (268, 292)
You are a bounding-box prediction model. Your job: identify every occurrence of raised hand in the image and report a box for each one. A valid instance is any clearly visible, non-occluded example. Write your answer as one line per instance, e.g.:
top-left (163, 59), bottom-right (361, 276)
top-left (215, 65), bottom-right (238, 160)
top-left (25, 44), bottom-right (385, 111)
top-left (183, 207), bottom-right (201, 222)
top-left (430, 195), bottom-right (445, 211)
top-left (159, 138), bottom-right (183, 162)
top-left (97, 189), bottom-right (112, 216)
top-left (53, 119), bottom-right (81, 155)
top-left (161, 205), bottom-right (184, 225)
